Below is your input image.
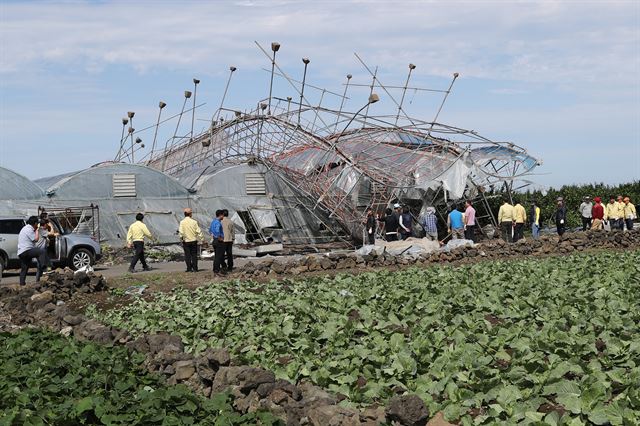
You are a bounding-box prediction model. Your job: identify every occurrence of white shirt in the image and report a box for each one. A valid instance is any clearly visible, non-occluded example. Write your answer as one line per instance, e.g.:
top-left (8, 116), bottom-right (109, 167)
top-left (17, 224), bottom-right (37, 256)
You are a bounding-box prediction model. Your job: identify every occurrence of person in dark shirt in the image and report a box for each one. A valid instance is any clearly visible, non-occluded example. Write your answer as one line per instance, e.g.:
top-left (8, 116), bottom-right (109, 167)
top-left (377, 208), bottom-right (399, 241)
top-left (364, 207), bottom-right (376, 245)
top-left (555, 197), bottom-right (567, 236)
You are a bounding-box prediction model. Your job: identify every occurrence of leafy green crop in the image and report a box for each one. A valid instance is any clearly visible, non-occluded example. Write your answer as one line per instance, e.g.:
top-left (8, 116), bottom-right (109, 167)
top-left (91, 251), bottom-right (640, 425)
top-left (0, 329), bottom-right (280, 425)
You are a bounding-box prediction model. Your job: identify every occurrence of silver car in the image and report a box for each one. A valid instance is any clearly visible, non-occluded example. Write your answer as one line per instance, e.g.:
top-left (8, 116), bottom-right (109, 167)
top-left (0, 216), bottom-right (102, 282)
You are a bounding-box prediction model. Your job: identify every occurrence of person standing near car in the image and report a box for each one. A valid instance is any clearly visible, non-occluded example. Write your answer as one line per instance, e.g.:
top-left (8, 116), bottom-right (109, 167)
top-left (179, 208), bottom-right (203, 272)
top-left (36, 218), bottom-right (52, 272)
top-left (221, 209), bottom-right (235, 272)
top-left (127, 213), bottom-right (154, 273)
top-left (209, 210), bottom-right (226, 275)
top-left (17, 216), bottom-right (47, 285)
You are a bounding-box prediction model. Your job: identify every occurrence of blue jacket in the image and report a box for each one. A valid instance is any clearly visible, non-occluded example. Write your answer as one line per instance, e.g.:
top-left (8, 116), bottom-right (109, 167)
top-left (209, 218), bottom-right (224, 239)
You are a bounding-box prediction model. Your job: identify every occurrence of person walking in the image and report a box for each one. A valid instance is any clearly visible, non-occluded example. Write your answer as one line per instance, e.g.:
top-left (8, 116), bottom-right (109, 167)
top-left (364, 207), bottom-right (376, 245)
top-left (17, 216), bottom-right (47, 286)
top-left (127, 213), bottom-right (154, 273)
top-left (498, 199), bottom-right (514, 242)
top-left (623, 197), bottom-right (636, 230)
top-left (421, 207), bottom-right (438, 241)
top-left (555, 197), bottom-right (567, 236)
top-left (604, 196), bottom-right (619, 231)
top-left (447, 206), bottom-right (464, 240)
top-left (399, 206), bottom-right (413, 240)
top-left (579, 196), bottom-right (593, 231)
top-left (513, 199), bottom-right (527, 242)
top-left (591, 197), bottom-right (605, 230)
top-left (377, 208), bottom-right (399, 241)
top-left (209, 210), bottom-right (226, 275)
top-left (179, 208), bottom-right (203, 272)
top-left (463, 200), bottom-right (476, 242)
top-left (530, 200), bottom-right (541, 239)
top-left (221, 209), bottom-right (235, 272)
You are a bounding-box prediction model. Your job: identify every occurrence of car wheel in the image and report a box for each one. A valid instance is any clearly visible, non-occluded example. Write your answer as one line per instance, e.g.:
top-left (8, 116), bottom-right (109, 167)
top-left (70, 248), bottom-right (94, 271)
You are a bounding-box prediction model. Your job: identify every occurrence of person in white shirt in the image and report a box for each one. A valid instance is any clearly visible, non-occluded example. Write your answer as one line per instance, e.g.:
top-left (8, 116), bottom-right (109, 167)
top-left (17, 216), bottom-right (47, 285)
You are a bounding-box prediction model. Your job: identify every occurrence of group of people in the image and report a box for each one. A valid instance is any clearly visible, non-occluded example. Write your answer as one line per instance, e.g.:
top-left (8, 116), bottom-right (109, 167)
top-left (580, 195), bottom-right (636, 232)
top-left (126, 208), bottom-right (236, 275)
top-left (364, 200), bottom-right (478, 244)
top-left (497, 195), bottom-right (636, 242)
top-left (363, 194), bottom-right (637, 246)
top-left (16, 213), bottom-right (58, 286)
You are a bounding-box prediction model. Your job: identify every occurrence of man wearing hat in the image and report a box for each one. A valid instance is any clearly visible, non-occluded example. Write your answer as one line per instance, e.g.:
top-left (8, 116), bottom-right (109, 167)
top-left (555, 197), bottom-right (567, 236)
top-left (179, 207), bottom-right (204, 272)
top-left (579, 196), bottom-right (593, 231)
top-left (591, 197), bottom-right (605, 230)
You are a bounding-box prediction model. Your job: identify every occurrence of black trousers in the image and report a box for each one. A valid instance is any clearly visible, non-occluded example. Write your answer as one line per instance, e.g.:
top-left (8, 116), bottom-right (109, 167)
top-left (213, 240), bottom-right (225, 272)
top-left (501, 222), bottom-right (513, 242)
top-left (513, 223), bottom-right (524, 242)
top-left (385, 233), bottom-right (398, 242)
top-left (18, 247), bottom-right (46, 285)
top-left (129, 241), bottom-right (148, 270)
top-left (557, 222), bottom-right (566, 236)
top-left (183, 241), bottom-right (198, 272)
top-left (367, 232), bottom-right (375, 245)
top-left (224, 242), bottom-right (234, 271)
top-left (464, 225), bottom-right (476, 242)
top-left (581, 216), bottom-right (591, 231)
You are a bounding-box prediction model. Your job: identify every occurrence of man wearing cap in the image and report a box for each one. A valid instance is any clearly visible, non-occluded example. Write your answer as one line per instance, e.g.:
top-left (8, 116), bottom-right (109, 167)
top-left (579, 196), bottom-right (593, 231)
top-left (497, 199), bottom-right (514, 242)
top-left (421, 207), bottom-right (438, 241)
top-left (179, 208), bottom-right (203, 272)
top-left (623, 197), bottom-right (636, 231)
top-left (591, 197), bottom-right (605, 230)
top-left (127, 213), bottom-right (154, 273)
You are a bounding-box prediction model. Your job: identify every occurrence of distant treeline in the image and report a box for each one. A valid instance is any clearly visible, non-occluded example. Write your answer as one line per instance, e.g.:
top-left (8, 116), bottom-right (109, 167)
top-left (479, 181), bottom-right (640, 229)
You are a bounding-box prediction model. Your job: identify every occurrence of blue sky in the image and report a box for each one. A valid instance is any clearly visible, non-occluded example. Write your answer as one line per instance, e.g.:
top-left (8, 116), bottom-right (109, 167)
top-left (0, 0), bottom-right (638, 189)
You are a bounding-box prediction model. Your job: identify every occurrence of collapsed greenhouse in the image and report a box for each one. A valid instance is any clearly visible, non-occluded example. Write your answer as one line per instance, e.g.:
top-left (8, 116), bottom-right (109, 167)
top-left (1, 44), bottom-right (541, 246)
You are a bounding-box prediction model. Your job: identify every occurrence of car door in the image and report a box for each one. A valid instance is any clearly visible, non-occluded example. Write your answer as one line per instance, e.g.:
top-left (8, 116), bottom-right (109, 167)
top-left (0, 219), bottom-right (26, 263)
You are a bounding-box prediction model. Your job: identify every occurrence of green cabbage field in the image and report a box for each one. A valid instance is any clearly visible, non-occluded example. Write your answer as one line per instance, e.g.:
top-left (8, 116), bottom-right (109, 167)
top-left (0, 329), bottom-right (278, 425)
top-left (90, 251), bottom-right (640, 425)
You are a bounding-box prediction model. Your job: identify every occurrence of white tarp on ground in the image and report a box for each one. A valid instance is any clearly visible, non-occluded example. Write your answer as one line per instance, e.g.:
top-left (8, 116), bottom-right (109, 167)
top-left (357, 237), bottom-right (441, 257)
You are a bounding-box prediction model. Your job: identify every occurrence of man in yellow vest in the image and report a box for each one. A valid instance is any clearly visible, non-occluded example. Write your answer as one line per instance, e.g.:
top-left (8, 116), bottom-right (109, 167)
top-left (497, 198), bottom-right (514, 242)
top-left (513, 199), bottom-right (527, 242)
top-left (179, 208), bottom-right (204, 272)
top-left (127, 213), bottom-right (154, 273)
top-left (623, 197), bottom-right (636, 231)
top-left (530, 200), bottom-right (541, 239)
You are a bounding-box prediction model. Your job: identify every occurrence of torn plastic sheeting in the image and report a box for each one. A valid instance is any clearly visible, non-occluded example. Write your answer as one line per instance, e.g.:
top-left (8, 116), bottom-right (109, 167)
top-left (250, 208), bottom-right (278, 230)
top-left (230, 212), bottom-right (248, 244)
top-left (441, 239), bottom-right (475, 252)
top-left (333, 166), bottom-right (361, 194)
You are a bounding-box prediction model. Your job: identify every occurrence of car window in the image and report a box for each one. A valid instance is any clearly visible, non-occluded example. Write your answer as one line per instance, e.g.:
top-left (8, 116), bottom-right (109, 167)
top-left (0, 219), bottom-right (25, 234)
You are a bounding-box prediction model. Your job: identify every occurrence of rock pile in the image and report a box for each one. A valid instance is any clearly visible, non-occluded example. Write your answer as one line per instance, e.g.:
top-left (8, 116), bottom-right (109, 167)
top-left (236, 230), bottom-right (640, 278)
